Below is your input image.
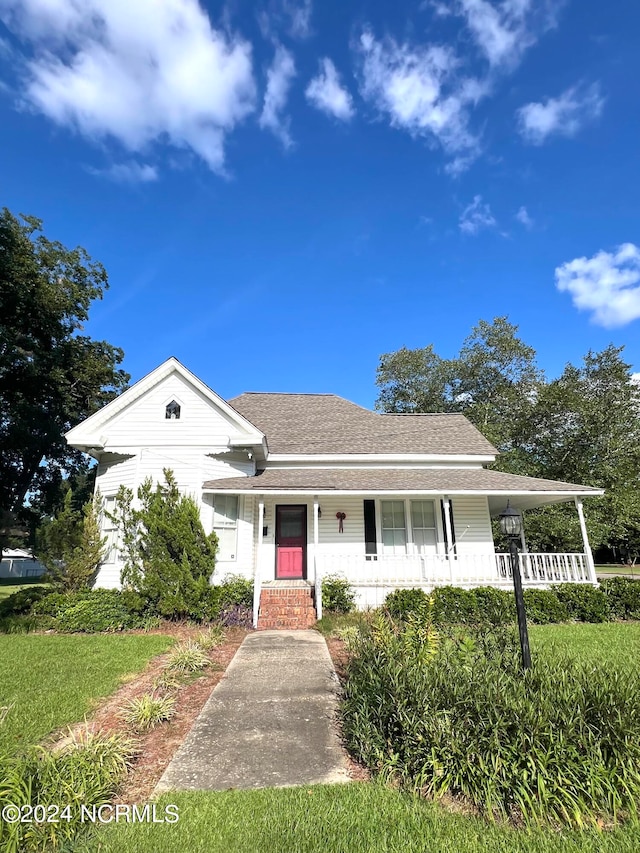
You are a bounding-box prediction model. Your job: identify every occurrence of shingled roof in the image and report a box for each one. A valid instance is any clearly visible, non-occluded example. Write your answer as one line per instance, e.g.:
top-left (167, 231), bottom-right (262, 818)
top-left (228, 393), bottom-right (497, 456)
top-left (202, 467), bottom-right (602, 495)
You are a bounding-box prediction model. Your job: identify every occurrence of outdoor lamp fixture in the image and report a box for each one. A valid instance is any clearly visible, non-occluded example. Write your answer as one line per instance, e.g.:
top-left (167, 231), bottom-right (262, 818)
top-left (499, 501), bottom-right (532, 671)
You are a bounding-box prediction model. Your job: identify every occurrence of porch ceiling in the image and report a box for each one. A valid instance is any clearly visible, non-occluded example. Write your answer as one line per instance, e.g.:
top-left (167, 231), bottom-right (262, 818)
top-left (202, 467), bottom-right (602, 509)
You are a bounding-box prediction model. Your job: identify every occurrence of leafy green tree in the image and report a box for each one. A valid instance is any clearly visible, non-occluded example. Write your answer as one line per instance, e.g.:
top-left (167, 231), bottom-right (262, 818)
top-left (0, 207), bottom-right (129, 557)
top-left (112, 470), bottom-right (218, 619)
top-left (519, 346), bottom-right (640, 559)
top-left (38, 492), bottom-right (105, 590)
top-left (375, 345), bottom-right (455, 413)
top-left (376, 317), bottom-right (544, 466)
top-left (375, 321), bottom-right (640, 558)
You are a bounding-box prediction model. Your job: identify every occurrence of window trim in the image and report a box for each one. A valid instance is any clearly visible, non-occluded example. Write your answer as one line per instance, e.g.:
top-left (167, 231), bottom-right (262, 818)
top-left (212, 494), bottom-right (240, 562)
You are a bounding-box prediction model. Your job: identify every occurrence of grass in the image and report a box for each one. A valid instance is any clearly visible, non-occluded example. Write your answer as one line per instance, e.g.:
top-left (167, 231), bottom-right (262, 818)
top-left (0, 633), bottom-right (173, 756)
top-left (82, 784), bottom-right (640, 853)
top-left (530, 621), bottom-right (640, 668)
top-left (0, 583), bottom-right (47, 603)
top-left (318, 614), bottom-right (640, 668)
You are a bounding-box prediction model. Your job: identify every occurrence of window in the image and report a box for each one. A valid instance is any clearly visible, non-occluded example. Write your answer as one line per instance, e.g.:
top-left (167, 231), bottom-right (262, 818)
top-left (381, 500), bottom-right (406, 554)
top-left (165, 400), bottom-right (181, 419)
top-left (213, 494), bottom-right (239, 561)
top-left (103, 496), bottom-right (118, 563)
top-left (411, 500), bottom-right (438, 554)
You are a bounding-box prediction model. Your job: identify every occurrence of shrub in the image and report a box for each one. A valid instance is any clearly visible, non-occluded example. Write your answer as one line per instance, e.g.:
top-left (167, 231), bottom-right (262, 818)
top-left (431, 586), bottom-right (478, 625)
top-left (112, 471), bottom-right (218, 620)
top-left (0, 730), bottom-right (134, 853)
top-left (165, 640), bottom-right (209, 672)
top-left (218, 604), bottom-right (253, 628)
top-left (600, 576), bottom-right (640, 620)
top-left (554, 583), bottom-right (610, 622)
top-left (471, 586), bottom-right (514, 626)
top-left (321, 574), bottom-right (356, 614)
top-left (522, 589), bottom-right (569, 623)
top-left (32, 589), bottom-right (147, 633)
top-left (0, 586), bottom-right (49, 618)
top-left (341, 616), bottom-right (640, 828)
top-left (121, 693), bottom-right (175, 731)
top-left (384, 588), bottom-right (430, 620)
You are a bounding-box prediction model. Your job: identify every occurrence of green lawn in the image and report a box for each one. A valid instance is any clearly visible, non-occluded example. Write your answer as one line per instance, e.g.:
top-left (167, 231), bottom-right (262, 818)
top-left (0, 582), bottom-right (47, 603)
top-left (530, 621), bottom-right (640, 667)
top-left (83, 784), bottom-right (640, 853)
top-left (0, 633), bottom-right (173, 755)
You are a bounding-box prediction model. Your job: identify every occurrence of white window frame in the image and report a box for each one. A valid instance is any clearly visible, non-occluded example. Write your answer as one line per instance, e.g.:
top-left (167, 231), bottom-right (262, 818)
top-left (213, 494), bottom-right (240, 562)
top-left (410, 499), bottom-right (439, 555)
top-left (375, 497), bottom-right (444, 556)
top-left (102, 496), bottom-right (118, 564)
top-left (380, 499), bottom-right (408, 555)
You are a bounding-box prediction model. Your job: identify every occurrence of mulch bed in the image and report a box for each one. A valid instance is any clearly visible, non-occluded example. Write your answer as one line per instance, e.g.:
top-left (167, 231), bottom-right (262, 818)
top-left (57, 624), bottom-right (247, 803)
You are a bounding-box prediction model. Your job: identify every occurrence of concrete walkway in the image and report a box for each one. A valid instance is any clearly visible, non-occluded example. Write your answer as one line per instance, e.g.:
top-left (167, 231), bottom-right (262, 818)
top-left (156, 630), bottom-right (350, 791)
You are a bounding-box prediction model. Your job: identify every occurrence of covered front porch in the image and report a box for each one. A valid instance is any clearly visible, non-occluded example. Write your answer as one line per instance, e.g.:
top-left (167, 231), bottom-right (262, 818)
top-left (246, 490), bottom-right (598, 624)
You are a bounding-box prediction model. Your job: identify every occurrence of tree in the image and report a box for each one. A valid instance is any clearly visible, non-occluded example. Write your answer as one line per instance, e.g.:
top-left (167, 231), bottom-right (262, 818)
top-left (0, 208), bottom-right (129, 556)
top-left (112, 470), bottom-right (218, 619)
top-left (38, 492), bottom-right (105, 590)
top-left (376, 317), bottom-right (544, 467)
top-left (375, 321), bottom-right (640, 557)
top-left (519, 346), bottom-right (640, 559)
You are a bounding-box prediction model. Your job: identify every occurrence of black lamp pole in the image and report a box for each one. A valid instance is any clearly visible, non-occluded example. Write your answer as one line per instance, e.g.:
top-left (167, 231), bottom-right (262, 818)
top-left (500, 502), bottom-right (531, 671)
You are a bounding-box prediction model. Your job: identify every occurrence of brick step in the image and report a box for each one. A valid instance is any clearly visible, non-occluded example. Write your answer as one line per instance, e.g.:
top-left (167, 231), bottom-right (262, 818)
top-left (258, 615), bottom-right (317, 630)
top-left (260, 593), bottom-right (315, 603)
top-left (257, 587), bottom-right (317, 630)
top-left (260, 606), bottom-right (316, 617)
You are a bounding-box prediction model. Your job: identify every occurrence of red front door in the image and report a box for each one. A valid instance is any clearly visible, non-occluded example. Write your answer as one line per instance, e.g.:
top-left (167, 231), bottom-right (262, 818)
top-left (275, 505), bottom-right (307, 579)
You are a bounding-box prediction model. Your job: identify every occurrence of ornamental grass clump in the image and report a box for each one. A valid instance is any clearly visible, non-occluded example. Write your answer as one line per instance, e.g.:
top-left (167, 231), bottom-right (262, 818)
top-left (341, 611), bottom-right (640, 828)
top-left (0, 729), bottom-right (134, 853)
top-left (121, 692), bottom-right (176, 731)
top-left (165, 640), bottom-right (210, 672)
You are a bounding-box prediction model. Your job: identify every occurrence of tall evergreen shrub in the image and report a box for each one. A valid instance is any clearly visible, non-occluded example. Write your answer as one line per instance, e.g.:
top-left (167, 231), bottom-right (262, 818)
top-left (111, 470), bottom-right (218, 618)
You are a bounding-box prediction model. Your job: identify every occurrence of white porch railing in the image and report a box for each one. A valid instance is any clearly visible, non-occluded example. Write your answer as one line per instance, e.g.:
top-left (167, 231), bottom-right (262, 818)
top-left (316, 552), bottom-right (590, 589)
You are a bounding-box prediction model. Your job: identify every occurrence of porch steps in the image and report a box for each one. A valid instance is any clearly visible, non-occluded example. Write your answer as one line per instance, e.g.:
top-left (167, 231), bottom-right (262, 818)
top-left (257, 585), bottom-right (317, 630)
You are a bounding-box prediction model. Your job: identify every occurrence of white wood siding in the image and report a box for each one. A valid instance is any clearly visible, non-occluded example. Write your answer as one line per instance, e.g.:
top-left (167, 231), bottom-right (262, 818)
top-left (451, 496), bottom-right (495, 554)
top-left (101, 373), bottom-right (252, 450)
top-left (94, 449), bottom-right (254, 589)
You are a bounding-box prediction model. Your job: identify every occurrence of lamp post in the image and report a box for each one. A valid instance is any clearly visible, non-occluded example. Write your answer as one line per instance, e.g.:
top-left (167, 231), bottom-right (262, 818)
top-left (499, 501), bottom-right (531, 671)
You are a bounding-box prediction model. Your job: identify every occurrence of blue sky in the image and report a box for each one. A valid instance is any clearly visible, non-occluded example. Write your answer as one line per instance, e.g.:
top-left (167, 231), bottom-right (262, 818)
top-left (1, 0), bottom-right (639, 408)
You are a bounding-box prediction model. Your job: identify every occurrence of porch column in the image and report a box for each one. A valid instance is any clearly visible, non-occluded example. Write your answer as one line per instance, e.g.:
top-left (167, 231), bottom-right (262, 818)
top-left (575, 497), bottom-right (597, 584)
top-left (253, 496), bottom-right (265, 629)
top-left (313, 496), bottom-right (321, 619)
top-left (443, 496), bottom-right (455, 582)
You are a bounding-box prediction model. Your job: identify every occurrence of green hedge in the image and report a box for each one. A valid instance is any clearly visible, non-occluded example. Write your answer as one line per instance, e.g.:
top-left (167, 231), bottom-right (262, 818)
top-left (383, 579), bottom-right (640, 625)
top-left (341, 613), bottom-right (640, 827)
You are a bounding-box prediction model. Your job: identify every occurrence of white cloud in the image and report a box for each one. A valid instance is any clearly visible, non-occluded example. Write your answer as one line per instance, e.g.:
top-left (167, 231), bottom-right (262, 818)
top-left (258, 0), bottom-right (312, 41)
top-left (356, 30), bottom-right (486, 170)
top-left (87, 161), bottom-right (158, 184)
top-left (285, 0), bottom-right (312, 38)
top-left (0, 0), bottom-right (256, 173)
top-left (457, 0), bottom-right (529, 67)
top-left (305, 58), bottom-right (354, 121)
top-left (517, 83), bottom-right (604, 145)
top-left (259, 44), bottom-right (296, 148)
top-left (555, 243), bottom-right (640, 328)
top-left (459, 195), bottom-right (496, 235)
top-left (516, 205), bottom-right (533, 228)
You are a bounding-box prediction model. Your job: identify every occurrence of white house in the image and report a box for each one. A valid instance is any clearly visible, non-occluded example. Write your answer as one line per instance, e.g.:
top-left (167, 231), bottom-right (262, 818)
top-left (0, 549), bottom-right (46, 580)
top-left (66, 358), bottom-right (603, 628)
